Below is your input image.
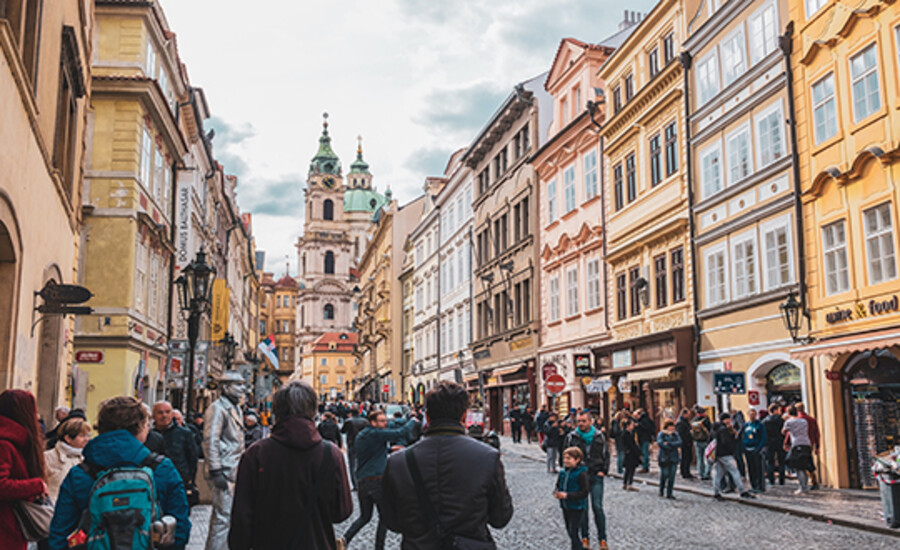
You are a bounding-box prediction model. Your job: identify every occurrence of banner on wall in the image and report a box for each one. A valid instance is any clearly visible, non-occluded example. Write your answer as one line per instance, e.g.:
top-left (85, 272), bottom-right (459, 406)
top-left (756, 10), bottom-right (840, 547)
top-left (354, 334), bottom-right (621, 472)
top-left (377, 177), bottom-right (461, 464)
top-left (211, 279), bottom-right (229, 342)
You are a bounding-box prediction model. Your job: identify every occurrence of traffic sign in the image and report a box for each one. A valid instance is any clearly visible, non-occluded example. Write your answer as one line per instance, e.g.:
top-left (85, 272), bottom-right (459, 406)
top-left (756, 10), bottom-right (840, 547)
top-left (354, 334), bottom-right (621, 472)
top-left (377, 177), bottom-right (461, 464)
top-left (714, 372), bottom-right (746, 394)
top-left (545, 374), bottom-right (566, 395)
top-left (382, 384), bottom-right (390, 393)
top-left (748, 390), bottom-right (760, 406)
top-left (542, 363), bottom-right (558, 379)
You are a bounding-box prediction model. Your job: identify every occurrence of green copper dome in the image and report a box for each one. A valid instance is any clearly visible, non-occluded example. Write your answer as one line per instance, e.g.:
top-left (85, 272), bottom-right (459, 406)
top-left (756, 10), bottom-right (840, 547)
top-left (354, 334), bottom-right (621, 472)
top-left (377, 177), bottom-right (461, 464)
top-left (350, 136), bottom-right (371, 175)
top-left (309, 113), bottom-right (341, 175)
top-left (344, 187), bottom-right (388, 213)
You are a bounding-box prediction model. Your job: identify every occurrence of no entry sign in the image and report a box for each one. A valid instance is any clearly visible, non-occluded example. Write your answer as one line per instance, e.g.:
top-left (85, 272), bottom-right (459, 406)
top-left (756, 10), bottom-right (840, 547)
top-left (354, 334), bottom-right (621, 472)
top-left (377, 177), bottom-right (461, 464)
top-left (545, 374), bottom-right (566, 395)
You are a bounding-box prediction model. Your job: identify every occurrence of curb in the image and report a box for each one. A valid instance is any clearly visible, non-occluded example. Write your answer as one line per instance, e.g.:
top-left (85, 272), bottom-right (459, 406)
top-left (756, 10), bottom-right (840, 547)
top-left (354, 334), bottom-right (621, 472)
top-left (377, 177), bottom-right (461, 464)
top-left (500, 445), bottom-right (899, 539)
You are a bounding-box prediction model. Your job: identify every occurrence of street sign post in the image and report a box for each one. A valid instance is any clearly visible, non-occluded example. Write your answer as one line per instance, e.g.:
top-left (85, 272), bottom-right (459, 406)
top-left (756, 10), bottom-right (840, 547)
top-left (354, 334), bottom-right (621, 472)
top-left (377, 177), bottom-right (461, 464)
top-left (713, 372), bottom-right (746, 395)
top-left (545, 374), bottom-right (566, 395)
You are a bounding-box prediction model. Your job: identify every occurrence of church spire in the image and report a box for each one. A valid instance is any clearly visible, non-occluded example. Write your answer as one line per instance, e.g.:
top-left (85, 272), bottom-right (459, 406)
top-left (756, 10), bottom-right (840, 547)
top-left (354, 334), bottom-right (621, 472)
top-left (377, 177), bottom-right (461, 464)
top-left (309, 112), bottom-right (341, 175)
top-left (349, 133), bottom-right (371, 176)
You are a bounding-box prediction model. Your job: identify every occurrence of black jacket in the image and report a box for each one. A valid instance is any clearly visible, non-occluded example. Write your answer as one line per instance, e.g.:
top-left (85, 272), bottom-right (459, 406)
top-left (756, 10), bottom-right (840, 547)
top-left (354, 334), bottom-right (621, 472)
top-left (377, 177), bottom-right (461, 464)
top-left (155, 423), bottom-right (198, 484)
top-left (712, 423), bottom-right (738, 457)
top-left (382, 421), bottom-right (514, 549)
top-left (675, 416), bottom-right (692, 446)
top-left (317, 419), bottom-right (341, 447)
top-left (340, 416), bottom-right (368, 449)
top-left (563, 428), bottom-right (610, 476)
top-left (762, 414), bottom-right (785, 448)
top-left (245, 424), bottom-right (264, 448)
top-left (144, 428), bottom-right (167, 455)
top-left (542, 421), bottom-right (564, 449)
top-left (636, 413), bottom-right (656, 444)
top-left (229, 416), bottom-right (352, 550)
top-left (618, 429), bottom-right (641, 468)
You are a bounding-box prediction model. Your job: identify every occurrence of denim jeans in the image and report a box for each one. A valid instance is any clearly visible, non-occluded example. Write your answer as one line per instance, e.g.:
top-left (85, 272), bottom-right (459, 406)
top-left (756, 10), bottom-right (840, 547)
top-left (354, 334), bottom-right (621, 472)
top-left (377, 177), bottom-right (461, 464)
top-left (563, 508), bottom-right (586, 550)
top-left (659, 463), bottom-right (677, 497)
top-left (744, 449), bottom-right (765, 492)
top-left (579, 475), bottom-right (607, 542)
top-left (713, 456), bottom-right (744, 497)
top-left (694, 441), bottom-right (710, 479)
top-left (343, 476), bottom-right (387, 549)
top-left (640, 441), bottom-right (651, 470)
top-left (616, 446), bottom-right (625, 474)
top-left (546, 447), bottom-right (559, 472)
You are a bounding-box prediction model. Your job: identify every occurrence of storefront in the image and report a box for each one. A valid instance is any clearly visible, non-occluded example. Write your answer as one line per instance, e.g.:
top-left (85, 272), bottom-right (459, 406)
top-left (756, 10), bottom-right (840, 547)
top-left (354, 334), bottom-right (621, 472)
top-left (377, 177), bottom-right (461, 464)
top-left (593, 327), bottom-right (695, 427)
top-left (482, 362), bottom-right (536, 434)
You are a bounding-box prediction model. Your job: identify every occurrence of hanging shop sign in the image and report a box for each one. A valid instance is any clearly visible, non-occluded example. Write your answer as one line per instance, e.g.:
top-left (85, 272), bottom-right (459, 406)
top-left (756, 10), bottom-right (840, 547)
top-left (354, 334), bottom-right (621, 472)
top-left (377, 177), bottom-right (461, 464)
top-left (574, 354), bottom-right (592, 376)
top-left (617, 377), bottom-right (631, 393)
top-left (542, 363), bottom-right (558, 380)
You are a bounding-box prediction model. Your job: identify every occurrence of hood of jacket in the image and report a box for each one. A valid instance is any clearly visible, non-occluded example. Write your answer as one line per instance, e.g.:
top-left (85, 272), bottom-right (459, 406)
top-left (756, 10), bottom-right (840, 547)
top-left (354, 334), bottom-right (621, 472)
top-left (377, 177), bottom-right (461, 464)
top-left (82, 429), bottom-right (150, 468)
top-left (0, 415), bottom-right (28, 448)
top-left (270, 415), bottom-right (321, 451)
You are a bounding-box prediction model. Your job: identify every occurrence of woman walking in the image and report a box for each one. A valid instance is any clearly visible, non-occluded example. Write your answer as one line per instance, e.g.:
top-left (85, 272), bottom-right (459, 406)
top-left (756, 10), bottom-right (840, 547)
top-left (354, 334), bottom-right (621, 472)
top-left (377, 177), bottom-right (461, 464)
top-left (554, 447), bottom-right (589, 550)
top-left (610, 410), bottom-right (627, 474)
top-left (0, 390), bottom-right (48, 550)
top-left (618, 417), bottom-right (641, 491)
top-left (657, 419), bottom-right (681, 499)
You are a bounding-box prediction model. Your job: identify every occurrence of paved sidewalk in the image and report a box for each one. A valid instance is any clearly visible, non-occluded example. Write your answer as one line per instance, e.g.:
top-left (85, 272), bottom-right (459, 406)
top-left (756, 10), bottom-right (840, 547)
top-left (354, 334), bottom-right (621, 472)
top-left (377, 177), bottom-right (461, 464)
top-left (499, 436), bottom-right (898, 537)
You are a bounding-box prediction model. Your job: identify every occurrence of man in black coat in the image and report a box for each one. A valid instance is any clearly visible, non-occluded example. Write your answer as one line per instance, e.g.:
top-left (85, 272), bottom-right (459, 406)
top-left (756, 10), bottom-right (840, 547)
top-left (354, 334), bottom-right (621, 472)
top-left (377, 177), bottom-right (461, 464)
top-left (382, 381), bottom-right (513, 549)
top-left (340, 408), bottom-right (368, 490)
top-left (152, 400), bottom-right (198, 487)
top-left (675, 408), bottom-right (695, 479)
top-left (633, 409), bottom-right (655, 473)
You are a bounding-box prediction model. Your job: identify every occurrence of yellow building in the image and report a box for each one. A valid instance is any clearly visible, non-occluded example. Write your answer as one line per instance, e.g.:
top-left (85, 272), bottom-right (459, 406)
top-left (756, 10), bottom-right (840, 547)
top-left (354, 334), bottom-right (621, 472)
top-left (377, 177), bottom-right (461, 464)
top-left (0, 0), bottom-right (91, 421)
top-left (259, 272), bottom-right (298, 383)
top-left (595, 0), bottom-right (695, 424)
top-left (75, 0), bottom-right (188, 418)
top-left (301, 332), bottom-right (357, 401)
top-left (790, 0), bottom-right (900, 489)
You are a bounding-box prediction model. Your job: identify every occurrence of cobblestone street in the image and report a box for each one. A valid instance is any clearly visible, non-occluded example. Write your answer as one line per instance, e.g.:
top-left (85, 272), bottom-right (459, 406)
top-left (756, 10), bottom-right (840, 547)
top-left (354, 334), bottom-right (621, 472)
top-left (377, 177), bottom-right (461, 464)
top-left (188, 449), bottom-right (900, 549)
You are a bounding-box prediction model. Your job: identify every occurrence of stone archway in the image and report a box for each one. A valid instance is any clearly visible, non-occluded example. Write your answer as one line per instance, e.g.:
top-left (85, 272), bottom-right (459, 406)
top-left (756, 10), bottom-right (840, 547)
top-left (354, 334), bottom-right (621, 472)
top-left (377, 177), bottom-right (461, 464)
top-left (35, 264), bottom-right (65, 422)
top-left (0, 193), bottom-right (22, 391)
top-left (746, 352), bottom-right (808, 411)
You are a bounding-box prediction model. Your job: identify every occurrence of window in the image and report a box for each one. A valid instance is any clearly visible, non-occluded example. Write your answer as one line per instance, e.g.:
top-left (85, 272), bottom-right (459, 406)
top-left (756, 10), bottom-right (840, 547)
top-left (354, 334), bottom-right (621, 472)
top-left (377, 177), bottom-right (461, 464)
top-left (145, 40), bottom-right (157, 77)
top-left (721, 29), bottom-right (746, 87)
top-left (822, 220), bottom-right (850, 295)
top-left (705, 245), bottom-right (728, 306)
top-left (665, 122), bottom-right (678, 176)
top-left (864, 203), bottom-right (897, 284)
top-left (521, 123), bottom-right (530, 154)
top-left (812, 73), bottom-right (838, 144)
top-left (663, 33), bottom-right (675, 64)
top-left (566, 267), bottom-right (579, 316)
top-left (564, 165), bottom-right (576, 212)
top-left (762, 216), bottom-right (795, 292)
top-left (415, 286), bottom-right (423, 310)
top-left (549, 276), bottom-right (560, 321)
top-left (259, 320), bottom-right (266, 334)
top-left (587, 259), bottom-right (602, 310)
top-left (614, 164), bottom-right (624, 210)
top-left (416, 244), bottom-right (423, 265)
top-left (726, 125), bottom-right (752, 185)
top-left (672, 248), bottom-right (685, 302)
top-left (584, 151), bottom-right (598, 200)
top-left (337, 375), bottom-right (344, 385)
top-left (655, 255), bottom-right (667, 308)
top-left (732, 233), bottom-right (758, 298)
top-left (700, 142), bottom-right (723, 199)
top-left (148, 254), bottom-right (158, 322)
top-left (521, 279), bottom-right (531, 323)
top-left (629, 267), bottom-right (641, 317)
top-left (153, 148), bottom-right (165, 205)
top-left (624, 74), bottom-right (634, 101)
top-left (547, 180), bottom-right (557, 223)
top-left (320, 374), bottom-right (327, 386)
top-left (650, 134), bottom-right (662, 186)
top-left (135, 238), bottom-right (147, 313)
top-left (756, 103), bottom-right (785, 167)
top-left (518, 197), bottom-right (529, 240)
top-left (140, 128), bottom-right (153, 188)
top-left (324, 303), bottom-right (335, 320)
top-left (696, 52), bottom-right (720, 105)
top-left (324, 250), bottom-right (335, 274)
top-left (561, 97), bottom-right (568, 125)
top-left (323, 199), bottom-right (334, 220)
top-left (626, 153), bottom-right (637, 202)
top-left (53, 27), bottom-right (85, 198)
top-left (749, 3), bottom-right (778, 64)
top-left (616, 273), bottom-right (627, 320)
top-left (850, 45), bottom-right (881, 122)
top-left (806, 0), bottom-right (826, 18)
top-left (613, 86), bottom-right (622, 113)
top-left (574, 87), bottom-right (582, 117)
top-left (649, 48), bottom-right (659, 78)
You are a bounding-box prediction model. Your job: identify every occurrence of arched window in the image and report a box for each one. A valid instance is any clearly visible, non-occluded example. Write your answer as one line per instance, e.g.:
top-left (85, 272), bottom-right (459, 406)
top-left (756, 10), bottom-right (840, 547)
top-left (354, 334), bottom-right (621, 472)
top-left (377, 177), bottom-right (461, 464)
top-left (324, 303), bottom-right (335, 320)
top-left (323, 199), bottom-right (334, 220)
top-left (324, 250), bottom-right (335, 274)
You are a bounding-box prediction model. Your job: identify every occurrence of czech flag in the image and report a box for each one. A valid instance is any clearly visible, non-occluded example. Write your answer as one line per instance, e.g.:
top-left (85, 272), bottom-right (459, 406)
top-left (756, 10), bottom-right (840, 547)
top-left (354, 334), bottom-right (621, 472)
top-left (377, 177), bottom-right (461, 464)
top-left (258, 334), bottom-right (280, 371)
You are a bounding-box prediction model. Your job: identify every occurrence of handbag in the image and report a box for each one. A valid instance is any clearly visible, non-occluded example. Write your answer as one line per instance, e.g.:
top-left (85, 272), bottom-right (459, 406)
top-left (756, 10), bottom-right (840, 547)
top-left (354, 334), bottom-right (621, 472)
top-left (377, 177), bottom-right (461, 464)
top-left (185, 481), bottom-right (200, 507)
top-left (405, 450), bottom-right (495, 550)
top-left (13, 495), bottom-right (55, 541)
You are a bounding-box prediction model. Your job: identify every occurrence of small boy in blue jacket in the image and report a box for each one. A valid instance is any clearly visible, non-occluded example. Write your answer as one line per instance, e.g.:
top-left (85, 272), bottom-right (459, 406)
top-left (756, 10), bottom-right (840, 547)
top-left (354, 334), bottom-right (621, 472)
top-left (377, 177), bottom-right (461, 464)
top-left (555, 447), bottom-right (590, 550)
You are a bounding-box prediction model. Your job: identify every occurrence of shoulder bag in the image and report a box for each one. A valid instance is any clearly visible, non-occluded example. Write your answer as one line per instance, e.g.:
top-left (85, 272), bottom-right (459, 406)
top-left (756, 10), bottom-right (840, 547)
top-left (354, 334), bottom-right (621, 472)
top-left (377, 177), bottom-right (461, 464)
top-left (13, 495), bottom-right (55, 541)
top-left (405, 450), bottom-right (495, 550)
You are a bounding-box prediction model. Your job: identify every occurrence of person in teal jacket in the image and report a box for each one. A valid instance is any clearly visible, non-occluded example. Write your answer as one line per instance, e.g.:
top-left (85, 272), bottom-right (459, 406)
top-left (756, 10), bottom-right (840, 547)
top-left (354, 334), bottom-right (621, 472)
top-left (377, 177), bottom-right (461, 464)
top-left (741, 408), bottom-right (768, 493)
top-left (555, 447), bottom-right (590, 550)
top-left (48, 396), bottom-right (190, 550)
top-left (656, 420), bottom-right (682, 499)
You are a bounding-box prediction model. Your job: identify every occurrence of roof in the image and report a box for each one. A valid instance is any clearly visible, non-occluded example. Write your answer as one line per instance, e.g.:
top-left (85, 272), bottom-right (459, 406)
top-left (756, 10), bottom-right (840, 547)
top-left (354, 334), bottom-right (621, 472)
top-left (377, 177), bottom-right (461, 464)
top-left (344, 187), bottom-right (388, 213)
top-left (309, 332), bottom-right (358, 353)
top-left (274, 275), bottom-right (297, 289)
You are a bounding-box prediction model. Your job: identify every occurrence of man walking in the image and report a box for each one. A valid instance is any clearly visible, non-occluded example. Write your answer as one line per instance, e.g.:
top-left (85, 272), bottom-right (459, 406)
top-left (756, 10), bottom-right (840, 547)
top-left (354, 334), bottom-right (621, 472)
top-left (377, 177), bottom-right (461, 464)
top-left (564, 411), bottom-right (610, 550)
top-left (152, 400), bottom-right (199, 490)
top-left (675, 408), bottom-right (694, 479)
top-left (741, 408), bottom-right (767, 493)
top-left (634, 409), bottom-right (655, 473)
top-left (690, 406), bottom-right (712, 480)
top-left (543, 413), bottom-right (563, 473)
top-left (339, 409), bottom-right (417, 549)
top-left (711, 413), bottom-right (755, 500)
top-left (382, 381), bottom-right (513, 548)
top-left (229, 381), bottom-right (352, 549)
top-left (341, 409), bottom-right (368, 490)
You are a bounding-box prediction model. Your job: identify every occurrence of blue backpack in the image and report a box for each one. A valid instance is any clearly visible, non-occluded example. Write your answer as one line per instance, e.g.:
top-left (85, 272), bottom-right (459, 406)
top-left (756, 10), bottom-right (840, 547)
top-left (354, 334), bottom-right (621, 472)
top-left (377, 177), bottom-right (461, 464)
top-left (78, 453), bottom-right (163, 550)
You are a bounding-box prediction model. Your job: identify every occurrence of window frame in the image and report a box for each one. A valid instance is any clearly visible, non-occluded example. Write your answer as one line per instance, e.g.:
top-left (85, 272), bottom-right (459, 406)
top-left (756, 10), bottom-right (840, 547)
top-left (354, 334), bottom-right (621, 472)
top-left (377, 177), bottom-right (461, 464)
top-left (730, 229), bottom-right (759, 299)
top-left (614, 163), bottom-right (624, 211)
top-left (654, 254), bottom-right (668, 309)
top-left (720, 26), bottom-right (747, 88)
top-left (811, 72), bottom-right (838, 145)
top-left (616, 273), bottom-right (627, 320)
top-left (849, 43), bottom-right (882, 123)
top-left (626, 153), bottom-right (637, 203)
top-left (549, 276), bottom-right (560, 322)
top-left (584, 150), bottom-right (598, 200)
top-left (663, 33), bottom-right (675, 64)
top-left (650, 133), bottom-right (662, 187)
top-left (805, 0), bottom-right (826, 19)
top-left (547, 179), bottom-right (558, 223)
top-left (863, 202), bottom-right (897, 285)
top-left (566, 266), bottom-right (579, 317)
top-left (822, 220), bottom-right (850, 296)
top-left (754, 100), bottom-right (786, 169)
top-left (628, 266), bottom-right (641, 317)
top-left (648, 47), bottom-right (659, 78)
top-left (672, 247), bottom-right (685, 303)
top-left (587, 258), bottom-right (602, 311)
top-left (749, 1), bottom-right (778, 64)
top-left (725, 123), bottom-right (752, 186)
top-left (699, 141), bottom-right (723, 200)
top-left (563, 164), bottom-right (577, 213)
top-left (696, 50), bottom-right (720, 105)
top-left (665, 122), bottom-right (678, 176)
top-left (704, 242), bottom-right (730, 307)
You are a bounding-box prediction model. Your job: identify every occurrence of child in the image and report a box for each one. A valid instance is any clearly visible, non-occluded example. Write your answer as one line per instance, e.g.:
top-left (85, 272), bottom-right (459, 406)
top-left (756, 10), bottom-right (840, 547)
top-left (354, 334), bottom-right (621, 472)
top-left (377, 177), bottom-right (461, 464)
top-left (555, 446), bottom-right (590, 550)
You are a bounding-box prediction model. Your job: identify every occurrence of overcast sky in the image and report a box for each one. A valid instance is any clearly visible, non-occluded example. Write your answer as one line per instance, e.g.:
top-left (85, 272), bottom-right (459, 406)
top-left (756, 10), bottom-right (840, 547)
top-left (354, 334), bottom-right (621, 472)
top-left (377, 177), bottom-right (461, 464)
top-left (160, 0), bottom-right (656, 275)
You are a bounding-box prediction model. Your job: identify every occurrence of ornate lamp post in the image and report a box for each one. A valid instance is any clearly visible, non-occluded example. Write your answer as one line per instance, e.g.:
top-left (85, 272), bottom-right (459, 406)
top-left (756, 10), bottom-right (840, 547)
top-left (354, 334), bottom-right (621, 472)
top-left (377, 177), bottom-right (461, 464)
top-left (780, 290), bottom-right (803, 343)
top-left (175, 247), bottom-right (216, 414)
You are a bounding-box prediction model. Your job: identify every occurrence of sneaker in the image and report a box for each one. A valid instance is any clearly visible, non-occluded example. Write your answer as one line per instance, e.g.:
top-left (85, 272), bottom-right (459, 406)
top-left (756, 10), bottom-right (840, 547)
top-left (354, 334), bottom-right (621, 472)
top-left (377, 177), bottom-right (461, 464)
top-left (666, 495), bottom-right (677, 500)
top-left (740, 492), bottom-right (756, 499)
top-left (599, 541), bottom-right (609, 550)
top-left (714, 494), bottom-right (724, 501)
top-left (793, 489), bottom-right (808, 495)
top-left (582, 538), bottom-right (589, 549)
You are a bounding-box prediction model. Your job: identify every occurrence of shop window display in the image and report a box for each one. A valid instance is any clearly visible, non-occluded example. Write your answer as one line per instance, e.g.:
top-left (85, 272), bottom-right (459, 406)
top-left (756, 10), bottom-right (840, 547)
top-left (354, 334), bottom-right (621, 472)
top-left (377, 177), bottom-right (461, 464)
top-left (846, 350), bottom-right (900, 488)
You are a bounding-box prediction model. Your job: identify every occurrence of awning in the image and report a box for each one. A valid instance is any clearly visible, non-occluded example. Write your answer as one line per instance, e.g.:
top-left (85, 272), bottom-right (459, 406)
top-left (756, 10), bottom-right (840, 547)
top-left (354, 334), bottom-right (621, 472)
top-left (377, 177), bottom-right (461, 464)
top-left (491, 364), bottom-right (525, 377)
top-left (621, 367), bottom-right (673, 382)
top-left (791, 328), bottom-right (900, 359)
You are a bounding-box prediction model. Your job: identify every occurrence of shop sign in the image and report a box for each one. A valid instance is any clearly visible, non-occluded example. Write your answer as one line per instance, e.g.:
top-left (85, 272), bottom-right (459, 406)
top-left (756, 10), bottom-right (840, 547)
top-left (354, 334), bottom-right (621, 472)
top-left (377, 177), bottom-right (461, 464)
top-left (487, 376), bottom-right (498, 386)
top-left (509, 336), bottom-right (532, 352)
top-left (585, 378), bottom-right (612, 394)
top-left (574, 354), bottom-right (592, 376)
top-left (542, 363), bottom-right (558, 379)
top-left (748, 390), bottom-right (760, 406)
top-left (869, 295), bottom-right (899, 315)
top-left (617, 377), bottom-right (631, 393)
top-left (612, 349), bottom-right (632, 368)
top-left (75, 350), bottom-right (104, 364)
top-left (826, 296), bottom-right (899, 324)
top-left (714, 372), bottom-right (746, 394)
top-left (473, 349), bottom-right (491, 360)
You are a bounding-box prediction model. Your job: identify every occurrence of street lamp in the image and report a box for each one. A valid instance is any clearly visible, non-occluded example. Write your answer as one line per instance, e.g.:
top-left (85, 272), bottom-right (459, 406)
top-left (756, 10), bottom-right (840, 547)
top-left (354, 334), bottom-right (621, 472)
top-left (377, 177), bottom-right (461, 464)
top-left (780, 290), bottom-right (803, 342)
top-left (175, 247), bottom-right (216, 414)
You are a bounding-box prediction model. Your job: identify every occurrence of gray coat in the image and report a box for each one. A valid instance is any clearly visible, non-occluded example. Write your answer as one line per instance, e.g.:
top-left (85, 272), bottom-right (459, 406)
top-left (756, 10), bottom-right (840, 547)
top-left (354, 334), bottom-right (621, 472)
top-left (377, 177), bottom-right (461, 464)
top-left (203, 396), bottom-right (244, 480)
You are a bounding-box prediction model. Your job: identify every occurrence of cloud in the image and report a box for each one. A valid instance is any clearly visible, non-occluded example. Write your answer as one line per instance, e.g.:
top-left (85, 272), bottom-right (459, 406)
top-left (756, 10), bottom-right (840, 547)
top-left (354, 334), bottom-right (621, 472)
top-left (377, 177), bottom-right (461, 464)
top-left (414, 81), bottom-right (509, 137)
top-left (208, 115), bottom-right (255, 178)
top-left (405, 146), bottom-right (457, 176)
top-left (237, 174), bottom-right (305, 218)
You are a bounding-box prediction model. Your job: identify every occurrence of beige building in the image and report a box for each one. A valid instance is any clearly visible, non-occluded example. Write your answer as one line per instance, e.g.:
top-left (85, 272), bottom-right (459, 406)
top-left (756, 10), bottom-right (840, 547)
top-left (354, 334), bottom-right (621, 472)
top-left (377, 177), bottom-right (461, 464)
top-left (300, 332), bottom-right (357, 401)
top-left (0, 0), bottom-right (91, 421)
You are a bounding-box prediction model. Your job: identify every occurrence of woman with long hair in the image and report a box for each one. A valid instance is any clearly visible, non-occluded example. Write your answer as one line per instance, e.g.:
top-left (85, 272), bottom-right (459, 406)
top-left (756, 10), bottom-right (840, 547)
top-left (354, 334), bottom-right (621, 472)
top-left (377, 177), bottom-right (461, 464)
top-left (0, 389), bottom-right (49, 550)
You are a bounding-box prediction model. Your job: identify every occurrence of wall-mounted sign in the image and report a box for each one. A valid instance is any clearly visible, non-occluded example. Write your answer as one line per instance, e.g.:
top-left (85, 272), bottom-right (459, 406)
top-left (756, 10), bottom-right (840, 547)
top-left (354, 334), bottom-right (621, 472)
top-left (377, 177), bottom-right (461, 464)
top-left (869, 295), bottom-right (898, 315)
top-left (826, 296), bottom-right (899, 324)
top-left (714, 372), bottom-right (746, 395)
top-left (473, 349), bottom-right (491, 360)
top-left (545, 374), bottom-right (566, 395)
top-left (509, 336), bottom-right (533, 352)
top-left (75, 350), bottom-right (104, 364)
top-left (748, 390), bottom-right (760, 406)
top-left (825, 371), bottom-right (841, 381)
top-left (617, 377), bottom-right (631, 393)
top-left (585, 378), bottom-right (612, 394)
top-left (542, 363), bottom-right (558, 380)
top-left (574, 354), bottom-right (592, 376)
top-left (612, 350), bottom-right (632, 369)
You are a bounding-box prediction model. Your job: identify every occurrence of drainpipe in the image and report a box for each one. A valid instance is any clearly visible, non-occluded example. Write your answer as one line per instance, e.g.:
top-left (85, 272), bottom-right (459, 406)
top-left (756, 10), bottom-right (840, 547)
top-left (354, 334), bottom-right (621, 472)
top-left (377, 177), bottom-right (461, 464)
top-left (436, 204), bottom-right (442, 375)
top-left (587, 102), bottom-right (609, 336)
